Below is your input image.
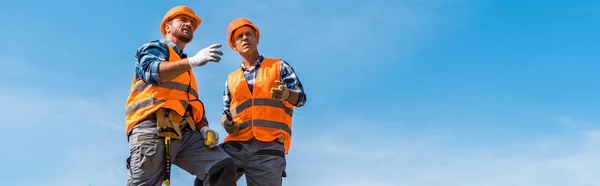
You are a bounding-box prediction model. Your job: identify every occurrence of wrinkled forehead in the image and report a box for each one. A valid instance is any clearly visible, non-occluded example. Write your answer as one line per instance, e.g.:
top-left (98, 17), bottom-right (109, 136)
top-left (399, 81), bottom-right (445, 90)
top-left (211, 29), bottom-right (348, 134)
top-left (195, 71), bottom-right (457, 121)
top-left (171, 14), bottom-right (196, 25)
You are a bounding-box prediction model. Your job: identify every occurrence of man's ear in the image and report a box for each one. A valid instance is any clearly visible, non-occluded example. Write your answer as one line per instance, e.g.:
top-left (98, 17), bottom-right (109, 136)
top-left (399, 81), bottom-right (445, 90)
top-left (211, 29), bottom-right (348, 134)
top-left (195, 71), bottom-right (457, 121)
top-left (254, 30), bottom-right (259, 45)
top-left (231, 42), bottom-right (239, 52)
top-left (164, 21), bottom-right (172, 34)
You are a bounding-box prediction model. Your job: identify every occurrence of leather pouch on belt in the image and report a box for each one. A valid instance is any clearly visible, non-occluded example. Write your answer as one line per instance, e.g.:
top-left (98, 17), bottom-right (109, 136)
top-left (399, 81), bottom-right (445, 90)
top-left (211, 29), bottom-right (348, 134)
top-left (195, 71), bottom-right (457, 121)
top-left (183, 113), bottom-right (196, 131)
top-left (156, 109), bottom-right (183, 140)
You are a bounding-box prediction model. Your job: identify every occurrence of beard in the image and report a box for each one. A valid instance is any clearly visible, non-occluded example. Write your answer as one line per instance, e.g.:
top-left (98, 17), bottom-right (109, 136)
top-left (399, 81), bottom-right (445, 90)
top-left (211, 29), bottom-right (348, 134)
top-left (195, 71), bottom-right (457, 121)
top-left (173, 29), bottom-right (193, 43)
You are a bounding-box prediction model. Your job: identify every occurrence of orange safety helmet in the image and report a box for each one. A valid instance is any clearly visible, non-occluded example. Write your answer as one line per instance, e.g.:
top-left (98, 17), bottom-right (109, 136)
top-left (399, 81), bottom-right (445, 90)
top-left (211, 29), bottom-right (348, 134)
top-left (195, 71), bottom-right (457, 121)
top-left (160, 6), bottom-right (202, 36)
top-left (227, 17), bottom-right (260, 50)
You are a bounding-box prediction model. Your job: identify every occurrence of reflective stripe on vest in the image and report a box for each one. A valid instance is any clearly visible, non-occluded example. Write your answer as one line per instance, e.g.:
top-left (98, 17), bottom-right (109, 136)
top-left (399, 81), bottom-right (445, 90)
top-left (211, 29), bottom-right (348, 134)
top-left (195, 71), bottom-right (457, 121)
top-left (224, 57), bottom-right (295, 154)
top-left (231, 98), bottom-right (293, 117)
top-left (236, 119), bottom-right (292, 135)
top-left (130, 81), bottom-right (199, 99)
top-left (124, 43), bottom-right (205, 134)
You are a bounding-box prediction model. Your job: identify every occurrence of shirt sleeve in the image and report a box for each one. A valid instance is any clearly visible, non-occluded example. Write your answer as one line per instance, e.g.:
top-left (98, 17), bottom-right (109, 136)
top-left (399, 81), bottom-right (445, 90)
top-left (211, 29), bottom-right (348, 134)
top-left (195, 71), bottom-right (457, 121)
top-left (280, 60), bottom-right (307, 107)
top-left (134, 41), bottom-right (169, 85)
top-left (201, 114), bottom-right (208, 124)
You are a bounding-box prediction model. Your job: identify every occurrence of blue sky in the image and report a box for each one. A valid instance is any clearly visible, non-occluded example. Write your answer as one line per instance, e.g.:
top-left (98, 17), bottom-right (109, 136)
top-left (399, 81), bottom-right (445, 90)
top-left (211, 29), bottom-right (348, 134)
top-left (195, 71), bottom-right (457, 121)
top-left (1, 0), bottom-right (599, 185)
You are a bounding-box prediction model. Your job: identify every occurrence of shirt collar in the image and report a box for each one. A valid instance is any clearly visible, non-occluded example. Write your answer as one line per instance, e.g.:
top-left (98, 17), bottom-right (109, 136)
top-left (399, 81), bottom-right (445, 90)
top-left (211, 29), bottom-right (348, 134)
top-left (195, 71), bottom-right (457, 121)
top-left (241, 55), bottom-right (264, 71)
top-left (161, 39), bottom-right (186, 58)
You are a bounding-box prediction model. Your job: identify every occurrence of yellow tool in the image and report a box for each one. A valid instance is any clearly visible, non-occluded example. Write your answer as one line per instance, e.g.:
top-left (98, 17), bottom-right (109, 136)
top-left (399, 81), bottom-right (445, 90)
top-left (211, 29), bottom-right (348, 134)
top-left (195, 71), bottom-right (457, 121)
top-left (204, 131), bottom-right (214, 146)
top-left (163, 137), bottom-right (172, 186)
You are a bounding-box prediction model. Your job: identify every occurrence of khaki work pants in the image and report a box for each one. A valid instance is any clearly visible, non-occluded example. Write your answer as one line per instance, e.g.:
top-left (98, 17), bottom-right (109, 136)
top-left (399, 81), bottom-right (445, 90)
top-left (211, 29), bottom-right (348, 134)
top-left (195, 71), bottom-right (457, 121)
top-left (195, 138), bottom-right (287, 186)
top-left (126, 118), bottom-right (237, 186)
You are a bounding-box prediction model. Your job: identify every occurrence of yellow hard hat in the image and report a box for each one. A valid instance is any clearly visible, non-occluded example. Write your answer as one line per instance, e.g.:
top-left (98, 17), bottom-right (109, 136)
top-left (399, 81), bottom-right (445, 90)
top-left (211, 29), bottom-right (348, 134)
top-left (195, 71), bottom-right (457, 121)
top-left (227, 17), bottom-right (260, 50)
top-left (160, 6), bottom-right (202, 36)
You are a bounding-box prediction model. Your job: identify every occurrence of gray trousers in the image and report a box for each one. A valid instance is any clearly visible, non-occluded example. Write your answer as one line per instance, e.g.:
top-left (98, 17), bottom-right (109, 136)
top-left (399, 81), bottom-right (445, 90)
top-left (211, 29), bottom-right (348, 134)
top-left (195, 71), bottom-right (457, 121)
top-left (195, 138), bottom-right (286, 186)
top-left (126, 118), bottom-right (237, 186)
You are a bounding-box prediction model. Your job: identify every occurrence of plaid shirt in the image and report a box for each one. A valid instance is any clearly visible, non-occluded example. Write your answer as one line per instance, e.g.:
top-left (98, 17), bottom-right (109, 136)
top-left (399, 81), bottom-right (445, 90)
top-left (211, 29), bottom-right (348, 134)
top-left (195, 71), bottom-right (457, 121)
top-left (134, 39), bottom-right (186, 84)
top-left (223, 55), bottom-right (307, 112)
top-left (133, 39), bottom-right (209, 122)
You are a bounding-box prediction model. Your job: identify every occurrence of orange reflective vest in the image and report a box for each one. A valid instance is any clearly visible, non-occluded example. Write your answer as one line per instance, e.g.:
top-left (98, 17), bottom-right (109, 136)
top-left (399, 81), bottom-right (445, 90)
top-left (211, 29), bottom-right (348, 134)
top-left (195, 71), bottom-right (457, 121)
top-left (225, 58), bottom-right (295, 154)
top-left (124, 44), bottom-right (205, 134)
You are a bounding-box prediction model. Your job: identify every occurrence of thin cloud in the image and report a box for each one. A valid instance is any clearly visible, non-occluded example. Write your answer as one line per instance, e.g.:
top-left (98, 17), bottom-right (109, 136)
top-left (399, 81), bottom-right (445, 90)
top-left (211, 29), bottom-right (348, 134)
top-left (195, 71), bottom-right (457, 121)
top-left (284, 119), bottom-right (600, 186)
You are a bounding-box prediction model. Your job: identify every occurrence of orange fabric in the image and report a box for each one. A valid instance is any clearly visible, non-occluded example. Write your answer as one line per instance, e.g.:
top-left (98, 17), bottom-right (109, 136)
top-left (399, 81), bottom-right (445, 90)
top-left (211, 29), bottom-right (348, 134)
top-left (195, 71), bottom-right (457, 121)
top-left (160, 6), bottom-right (202, 36)
top-left (225, 58), bottom-right (295, 154)
top-left (227, 18), bottom-right (260, 50)
top-left (125, 44), bottom-right (206, 134)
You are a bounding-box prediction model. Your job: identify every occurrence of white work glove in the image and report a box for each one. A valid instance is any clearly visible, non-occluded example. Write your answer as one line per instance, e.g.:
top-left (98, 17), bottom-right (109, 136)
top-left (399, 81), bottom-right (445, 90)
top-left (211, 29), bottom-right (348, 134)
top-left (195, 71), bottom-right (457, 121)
top-left (200, 126), bottom-right (219, 148)
top-left (188, 44), bottom-right (223, 68)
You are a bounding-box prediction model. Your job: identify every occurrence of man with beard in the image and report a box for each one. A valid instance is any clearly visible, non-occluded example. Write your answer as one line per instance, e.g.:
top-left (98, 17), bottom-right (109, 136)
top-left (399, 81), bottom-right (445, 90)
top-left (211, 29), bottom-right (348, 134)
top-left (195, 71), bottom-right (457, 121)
top-left (125, 5), bottom-right (237, 186)
top-left (198, 17), bottom-right (307, 186)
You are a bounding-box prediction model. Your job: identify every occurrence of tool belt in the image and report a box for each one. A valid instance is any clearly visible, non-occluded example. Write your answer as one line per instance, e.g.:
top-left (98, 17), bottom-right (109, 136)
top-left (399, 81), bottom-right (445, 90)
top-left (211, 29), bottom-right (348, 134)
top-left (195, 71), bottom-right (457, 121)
top-left (155, 108), bottom-right (196, 140)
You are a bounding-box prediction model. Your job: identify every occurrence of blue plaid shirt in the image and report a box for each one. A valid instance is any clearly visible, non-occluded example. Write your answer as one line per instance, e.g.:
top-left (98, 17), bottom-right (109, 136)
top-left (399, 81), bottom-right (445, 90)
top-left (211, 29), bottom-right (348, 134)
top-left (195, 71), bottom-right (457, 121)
top-left (133, 39), bottom-right (210, 122)
top-left (134, 39), bottom-right (186, 84)
top-left (223, 55), bottom-right (307, 112)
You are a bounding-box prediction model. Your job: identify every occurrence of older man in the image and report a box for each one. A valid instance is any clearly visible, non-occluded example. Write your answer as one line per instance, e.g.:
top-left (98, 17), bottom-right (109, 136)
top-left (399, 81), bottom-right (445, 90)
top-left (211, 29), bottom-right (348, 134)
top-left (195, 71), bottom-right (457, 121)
top-left (216, 17), bottom-right (307, 186)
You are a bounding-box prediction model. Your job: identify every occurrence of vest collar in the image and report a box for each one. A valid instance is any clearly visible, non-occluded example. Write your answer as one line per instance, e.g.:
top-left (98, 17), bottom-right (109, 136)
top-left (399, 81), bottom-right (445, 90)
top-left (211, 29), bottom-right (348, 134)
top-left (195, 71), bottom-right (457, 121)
top-left (240, 55), bottom-right (264, 71)
top-left (161, 39), bottom-right (186, 58)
